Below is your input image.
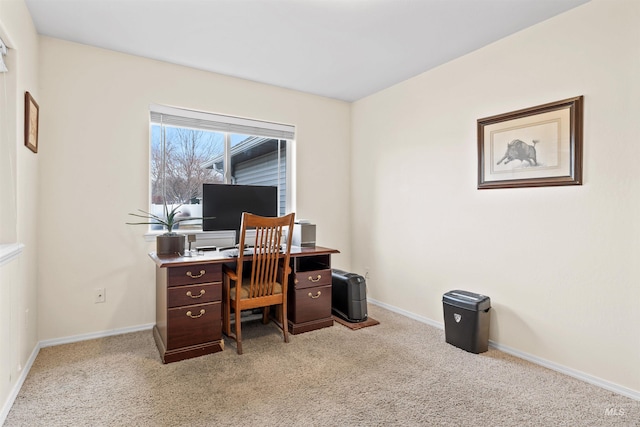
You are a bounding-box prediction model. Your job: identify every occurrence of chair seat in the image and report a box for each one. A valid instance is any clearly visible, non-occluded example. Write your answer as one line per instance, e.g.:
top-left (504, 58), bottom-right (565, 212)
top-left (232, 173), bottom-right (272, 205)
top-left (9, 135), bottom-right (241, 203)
top-left (230, 279), bottom-right (282, 300)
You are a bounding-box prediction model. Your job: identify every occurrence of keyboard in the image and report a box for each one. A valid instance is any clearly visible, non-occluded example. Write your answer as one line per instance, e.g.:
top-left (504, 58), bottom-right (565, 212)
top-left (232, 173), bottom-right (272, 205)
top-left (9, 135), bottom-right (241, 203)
top-left (222, 245), bottom-right (286, 257)
top-left (222, 248), bottom-right (254, 257)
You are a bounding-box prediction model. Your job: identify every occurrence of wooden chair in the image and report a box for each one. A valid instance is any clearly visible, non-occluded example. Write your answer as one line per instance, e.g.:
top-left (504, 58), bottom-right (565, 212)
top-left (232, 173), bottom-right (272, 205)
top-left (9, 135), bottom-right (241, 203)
top-left (222, 212), bottom-right (295, 354)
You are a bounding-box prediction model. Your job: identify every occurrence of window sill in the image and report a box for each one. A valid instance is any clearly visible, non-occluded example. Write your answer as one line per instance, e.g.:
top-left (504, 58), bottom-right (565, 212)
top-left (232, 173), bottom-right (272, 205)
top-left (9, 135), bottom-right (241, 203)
top-left (0, 243), bottom-right (25, 267)
top-left (143, 230), bottom-right (236, 244)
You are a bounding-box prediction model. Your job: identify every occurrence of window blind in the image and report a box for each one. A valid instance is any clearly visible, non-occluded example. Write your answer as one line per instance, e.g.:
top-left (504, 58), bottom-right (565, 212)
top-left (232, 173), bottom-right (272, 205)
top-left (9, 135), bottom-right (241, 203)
top-left (149, 104), bottom-right (295, 140)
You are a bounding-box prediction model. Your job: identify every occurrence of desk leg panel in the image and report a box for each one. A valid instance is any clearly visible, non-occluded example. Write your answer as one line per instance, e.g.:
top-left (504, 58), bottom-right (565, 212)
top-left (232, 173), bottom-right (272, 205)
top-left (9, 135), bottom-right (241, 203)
top-left (288, 318), bottom-right (334, 335)
top-left (155, 267), bottom-right (168, 347)
top-left (154, 325), bottom-right (224, 363)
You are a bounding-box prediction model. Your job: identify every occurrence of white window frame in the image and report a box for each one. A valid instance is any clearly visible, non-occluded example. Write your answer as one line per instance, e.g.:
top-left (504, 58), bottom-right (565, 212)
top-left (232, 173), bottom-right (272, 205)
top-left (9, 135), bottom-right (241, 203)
top-left (145, 104), bottom-right (295, 245)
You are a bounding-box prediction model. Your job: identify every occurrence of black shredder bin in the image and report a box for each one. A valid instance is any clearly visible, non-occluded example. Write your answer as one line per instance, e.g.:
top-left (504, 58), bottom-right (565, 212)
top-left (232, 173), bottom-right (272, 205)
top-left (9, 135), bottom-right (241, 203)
top-left (443, 290), bottom-right (491, 353)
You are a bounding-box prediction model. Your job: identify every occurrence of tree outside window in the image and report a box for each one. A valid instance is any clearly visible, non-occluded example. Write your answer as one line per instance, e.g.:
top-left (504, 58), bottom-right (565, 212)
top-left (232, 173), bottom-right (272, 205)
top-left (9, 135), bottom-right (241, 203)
top-left (151, 125), bottom-right (224, 205)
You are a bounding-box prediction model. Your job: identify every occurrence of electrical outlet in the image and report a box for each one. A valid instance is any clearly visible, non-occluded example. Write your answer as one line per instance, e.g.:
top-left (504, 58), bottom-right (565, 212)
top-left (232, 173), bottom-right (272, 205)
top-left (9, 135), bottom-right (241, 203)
top-left (94, 288), bottom-right (106, 303)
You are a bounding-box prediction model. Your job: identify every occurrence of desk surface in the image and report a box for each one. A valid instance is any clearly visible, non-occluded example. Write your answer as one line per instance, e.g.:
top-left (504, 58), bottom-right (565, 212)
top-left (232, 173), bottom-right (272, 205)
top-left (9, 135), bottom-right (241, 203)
top-left (149, 245), bottom-right (339, 268)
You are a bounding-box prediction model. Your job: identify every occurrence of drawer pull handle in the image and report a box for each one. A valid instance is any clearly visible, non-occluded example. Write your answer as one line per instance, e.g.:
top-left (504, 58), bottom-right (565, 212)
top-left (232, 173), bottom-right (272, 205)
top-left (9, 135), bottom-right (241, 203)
top-left (186, 270), bottom-right (205, 279)
top-left (186, 309), bottom-right (205, 319)
top-left (308, 275), bottom-right (321, 283)
top-left (186, 290), bottom-right (205, 298)
top-left (308, 291), bottom-right (322, 299)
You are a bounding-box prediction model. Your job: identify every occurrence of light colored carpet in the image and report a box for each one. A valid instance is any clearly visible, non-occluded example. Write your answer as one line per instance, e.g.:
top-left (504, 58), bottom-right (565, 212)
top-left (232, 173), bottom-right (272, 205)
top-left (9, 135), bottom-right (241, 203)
top-left (5, 305), bottom-right (638, 426)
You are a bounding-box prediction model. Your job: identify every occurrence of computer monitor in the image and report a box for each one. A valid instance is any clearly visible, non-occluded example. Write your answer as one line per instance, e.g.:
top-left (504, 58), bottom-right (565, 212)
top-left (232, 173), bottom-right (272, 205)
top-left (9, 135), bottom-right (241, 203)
top-left (202, 184), bottom-right (278, 244)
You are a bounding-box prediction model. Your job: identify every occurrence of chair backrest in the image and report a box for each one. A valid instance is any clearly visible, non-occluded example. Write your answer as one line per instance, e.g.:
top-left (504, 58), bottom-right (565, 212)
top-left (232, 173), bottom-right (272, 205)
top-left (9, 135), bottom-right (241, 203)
top-left (236, 212), bottom-right (295, 298)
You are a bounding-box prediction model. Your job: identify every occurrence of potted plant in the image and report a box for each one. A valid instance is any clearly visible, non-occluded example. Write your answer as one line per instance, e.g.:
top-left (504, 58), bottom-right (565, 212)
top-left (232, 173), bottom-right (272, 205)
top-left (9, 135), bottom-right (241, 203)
top-left (127, 204), bottom-right (211, 255)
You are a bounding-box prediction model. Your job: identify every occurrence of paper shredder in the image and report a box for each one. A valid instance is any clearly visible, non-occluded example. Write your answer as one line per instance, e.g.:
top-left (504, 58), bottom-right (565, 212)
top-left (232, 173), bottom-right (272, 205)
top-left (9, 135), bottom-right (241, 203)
top-left (442, 290), bottom-right (491, 353)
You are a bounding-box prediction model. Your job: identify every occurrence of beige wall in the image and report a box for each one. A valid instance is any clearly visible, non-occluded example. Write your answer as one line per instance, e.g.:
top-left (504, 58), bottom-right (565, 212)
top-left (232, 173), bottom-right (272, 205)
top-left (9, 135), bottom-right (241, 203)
top-left (2, 0), bottom-right (638, 415)
top-left (351, 0), bottom-right (639, 394)
top-left (36, 37), bottom-right (352, 341)
top-left (0, 0), bottom-right (40, 419)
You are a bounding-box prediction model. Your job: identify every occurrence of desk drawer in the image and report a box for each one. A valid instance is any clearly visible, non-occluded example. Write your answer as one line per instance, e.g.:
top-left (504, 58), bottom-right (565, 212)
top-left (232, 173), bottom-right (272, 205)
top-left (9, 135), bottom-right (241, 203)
top-left (166, 302), bottom-right (221, 350)
top-left (288, 284), bottom-right (332, 324)
top-left (293, 268), bottom-right (331, 290)
top-left (168, 283), bottom-right (221, 308)
top-left (168, 264), bottom-right (222, 286)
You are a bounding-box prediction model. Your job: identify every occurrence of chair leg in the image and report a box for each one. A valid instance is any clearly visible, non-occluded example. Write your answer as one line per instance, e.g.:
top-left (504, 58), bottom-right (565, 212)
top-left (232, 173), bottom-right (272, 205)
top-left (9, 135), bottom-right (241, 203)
top-left (262, 307), bottom-right (269, 324)
top-left (281, 300), bottom-right (289, 343)
top-left (234, 306), bottom-right (243, 355)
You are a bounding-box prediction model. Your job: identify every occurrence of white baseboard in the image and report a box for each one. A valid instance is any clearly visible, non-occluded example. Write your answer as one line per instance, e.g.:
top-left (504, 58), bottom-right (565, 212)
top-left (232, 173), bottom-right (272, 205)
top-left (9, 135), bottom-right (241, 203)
top-left (367, 298), bottom-right (639, 401)
top-left (0, 343), bottom-right (39, 425)
top-left (369, 298), bottom-right (445, 330)
top-left (1, 322), bottom-right (155, 426)
top-left (488, 341), bottom-right (640, 401)
top-left (39, 323), bottom-right (154, 348)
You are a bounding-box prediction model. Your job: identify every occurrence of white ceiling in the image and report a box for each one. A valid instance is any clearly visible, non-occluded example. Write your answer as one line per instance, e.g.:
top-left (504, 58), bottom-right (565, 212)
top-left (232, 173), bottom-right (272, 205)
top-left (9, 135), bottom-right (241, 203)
top-left (24, 0), bottom-right (589, 102)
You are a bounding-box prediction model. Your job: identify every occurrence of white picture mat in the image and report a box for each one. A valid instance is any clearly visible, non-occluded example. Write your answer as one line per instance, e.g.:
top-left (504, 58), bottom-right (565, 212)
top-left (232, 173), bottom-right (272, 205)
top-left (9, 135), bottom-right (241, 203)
top-left (483, 108), bottom-right (571, 183)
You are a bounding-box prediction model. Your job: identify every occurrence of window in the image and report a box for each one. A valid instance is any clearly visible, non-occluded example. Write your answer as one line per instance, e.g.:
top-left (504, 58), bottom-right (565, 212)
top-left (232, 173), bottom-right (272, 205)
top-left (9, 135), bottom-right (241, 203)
top-left (149, 105), bottom-right (294, 231)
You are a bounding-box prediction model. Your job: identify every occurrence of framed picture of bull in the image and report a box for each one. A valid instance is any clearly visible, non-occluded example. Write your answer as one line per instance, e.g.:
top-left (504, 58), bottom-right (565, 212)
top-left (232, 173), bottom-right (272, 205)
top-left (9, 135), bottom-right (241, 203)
top-left (24, 91), bottom-right (40, 153)
top-left (477, 96), bottom-right (583, 189)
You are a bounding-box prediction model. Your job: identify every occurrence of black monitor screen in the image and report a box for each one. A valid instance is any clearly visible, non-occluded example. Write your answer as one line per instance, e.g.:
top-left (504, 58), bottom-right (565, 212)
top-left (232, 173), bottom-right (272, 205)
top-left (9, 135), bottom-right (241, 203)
top-left (202, 184), bottom-right (278, 241)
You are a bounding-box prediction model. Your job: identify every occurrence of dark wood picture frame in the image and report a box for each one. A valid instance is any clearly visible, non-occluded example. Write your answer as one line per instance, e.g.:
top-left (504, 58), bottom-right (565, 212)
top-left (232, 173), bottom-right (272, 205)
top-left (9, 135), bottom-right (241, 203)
top-left (24, 91), bottom-right (39, 153)
top-left (477, 96), bottom-right (583, 189)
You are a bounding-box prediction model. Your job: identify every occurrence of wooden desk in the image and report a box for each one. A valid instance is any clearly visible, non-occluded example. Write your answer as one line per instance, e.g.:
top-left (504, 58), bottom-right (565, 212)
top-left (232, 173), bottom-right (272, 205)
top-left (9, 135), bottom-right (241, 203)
top-left (150, 246), bottom-right (339, 363)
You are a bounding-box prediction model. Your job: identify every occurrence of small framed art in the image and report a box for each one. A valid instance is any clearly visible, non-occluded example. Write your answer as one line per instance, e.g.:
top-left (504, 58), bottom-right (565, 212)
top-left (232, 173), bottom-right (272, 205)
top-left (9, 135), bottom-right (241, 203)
top-left (477, 96), bottom-right (583, 189)
top-left (24, 91), bottom-right (39, 153)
